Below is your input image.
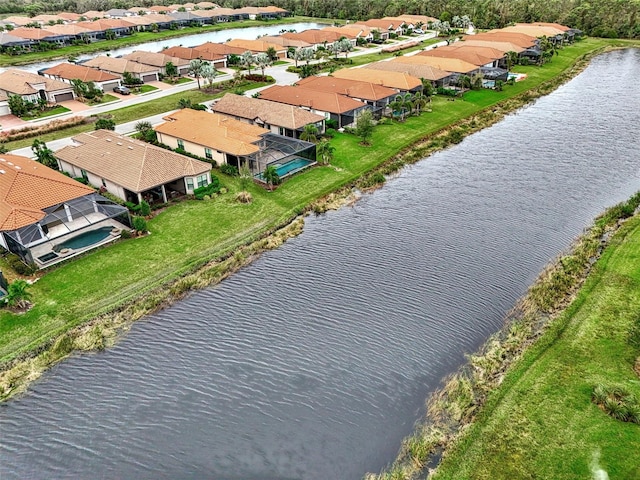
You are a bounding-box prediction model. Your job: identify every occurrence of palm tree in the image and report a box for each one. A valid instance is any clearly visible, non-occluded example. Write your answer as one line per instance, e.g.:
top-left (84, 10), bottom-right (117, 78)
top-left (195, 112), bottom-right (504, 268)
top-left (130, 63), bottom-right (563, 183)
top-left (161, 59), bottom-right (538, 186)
top-left (201, 62), bottom-right (217, 87)
top-left (389, 95), bottom-right (403, 120)
top-left (262, 165), bottom-right (280, 191)
top-left (254, 53), bottom-right (272, 76)
top-left (188, 58), bottom-right (207, 89)
top-left (70, 78), bottom-right (87, 102)
top-left (315, 139), bottom-right (335, 165)
top-left (505, 51), bottom-right (519, 72)
top-left (339, 38), bottom-right (353, 59)
top-left (300, 124), bottom-right (319, 143)
top-left (31, 139), bottom-right (57, 169)
top-left (292, 47), bottom-right (304, 67)
top-left (5, 280), bottom-right (32, 310)
top-left (302, 47), bottom-right (314, 65)
top-left (241, 51), bottom-right (254, 74)
top-left (400, 93), bottom-right (414, 118)
top-left (412, 91), bottom-right (428, 115)
top-left (177, 98), bottom-right (192, 109)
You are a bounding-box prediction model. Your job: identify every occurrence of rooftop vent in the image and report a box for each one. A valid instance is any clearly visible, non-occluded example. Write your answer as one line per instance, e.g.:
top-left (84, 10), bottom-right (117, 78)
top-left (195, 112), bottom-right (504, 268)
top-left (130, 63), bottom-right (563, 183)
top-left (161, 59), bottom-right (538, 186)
top-left (6, 162), bottom-right (12, 166)
top-left (0, 170), bottom-right (5, 174)
top-left (128, 146), bottom-right (133, 150)
top-left (0, 158), bottom-right (5, 162)
top-left (116, 142), bottom-right (122, 145)
top-left (106, 138), bottom-right (112, 142)
top-left (14, 165), bottom-right (21, 170)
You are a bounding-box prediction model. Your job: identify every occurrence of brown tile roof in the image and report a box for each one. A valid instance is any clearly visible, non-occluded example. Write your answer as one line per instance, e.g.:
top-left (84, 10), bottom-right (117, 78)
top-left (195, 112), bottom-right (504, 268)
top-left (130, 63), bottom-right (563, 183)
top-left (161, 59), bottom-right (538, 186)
top-left (0, 154), bottom-right (94, 232)
top-left (55, 130), bottom-right (211, 193)
top-left (0, 69), bottom-right (72, 95)
top-left (120, 15), bottom-right (155, 26)
top-left (526, 22), bottom-right (570, 32)
top-left (447, 44), bottom-right (507, 61)
top-left (155, 109), bottom-right (268, 157)
top-left (296, 75), bottom-right (396, 102)
top-left (321, 25), bottom-right (372, 39)
top-left (397, 54), bottom-right (480, 74)
top-left (396, 14), bottom-right (438, 24)
top-left (212, 93), bottom-right (325, 130)
top-left (365, 60), bottom-right (451, 82)
top-left (81, 11), bottom-right (106, 19)
top-left (458, 39), bottom-right (526, 54)
top-left (225, 38), bottom-right (285, 54)
top-left (258, 85), bottom-right (365, 114)
top-left (355, 19), bottom-right (399, 31)
top-left (123, 50), bottom-right (190, 68)
top-left (10, 27), bottom-right (60, 41)
top-left (162, 45), bottom-right (224, 62)
top-left (193, 41), bottom-right (246, 56)
top-left (467, 32), bottom-right (536, 48)
top-left (3, 16), bottom-right (34, 27)
top-left (418, 45), bottom-right (499, 66)
top-left (148, 6), bottom-right (172, 13)
top-left (260, 6), bottom-right (288, 13)
top-left (77, 18), bottom-right (135, 31)
top-left (332, 67), bottom-right (423, 91)
top-left (83, 56), bottom-right (160, 75)
top-left (42, 63), bottom-right (120, 83)
top-left (282, 29), bottom-right (343, 44)
top-left (32, 14), bottom-right (66, 23)
top-left (500, 25), bottom-right (566, 37)
top-left (260, 35), bottom-right (311, 48)
top-left (40, 24), bottom-right (95, 36)
top-left (196, 1), bottom-right (219, 7)
top-left (57, 12), bottom-right (84, 21)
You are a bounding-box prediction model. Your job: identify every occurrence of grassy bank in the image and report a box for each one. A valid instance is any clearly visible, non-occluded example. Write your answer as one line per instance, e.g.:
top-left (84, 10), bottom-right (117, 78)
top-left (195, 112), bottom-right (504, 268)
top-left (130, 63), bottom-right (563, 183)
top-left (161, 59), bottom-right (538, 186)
top-left (0, 38), bottom-right (635, 400)
top-left (432, 213), bottom-right (640, 480)
top-left (0, 16), bottom-right (332, 67)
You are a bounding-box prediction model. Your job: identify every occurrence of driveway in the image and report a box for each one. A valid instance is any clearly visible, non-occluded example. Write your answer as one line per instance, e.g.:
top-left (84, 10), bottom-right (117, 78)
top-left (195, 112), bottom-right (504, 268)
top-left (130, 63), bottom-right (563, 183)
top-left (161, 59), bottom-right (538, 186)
top-left (0, 114), bottom-right (28, 131)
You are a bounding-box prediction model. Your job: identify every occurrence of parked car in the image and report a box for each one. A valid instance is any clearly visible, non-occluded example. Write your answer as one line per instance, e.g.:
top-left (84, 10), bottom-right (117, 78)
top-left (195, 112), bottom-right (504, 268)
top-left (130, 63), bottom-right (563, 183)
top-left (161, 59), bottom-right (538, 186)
top-left (414, 29), bottom-right (424, 34)
top-left (113, 85), bottom-right (131, 95)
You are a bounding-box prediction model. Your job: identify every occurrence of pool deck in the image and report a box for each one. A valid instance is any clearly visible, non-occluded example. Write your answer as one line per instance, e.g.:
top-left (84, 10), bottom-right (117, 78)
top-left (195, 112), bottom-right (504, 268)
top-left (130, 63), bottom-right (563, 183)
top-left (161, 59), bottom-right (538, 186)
top-left (255, 159), bottom-right (317, 183)
top-left (30, 218), bottom-right (130, 269)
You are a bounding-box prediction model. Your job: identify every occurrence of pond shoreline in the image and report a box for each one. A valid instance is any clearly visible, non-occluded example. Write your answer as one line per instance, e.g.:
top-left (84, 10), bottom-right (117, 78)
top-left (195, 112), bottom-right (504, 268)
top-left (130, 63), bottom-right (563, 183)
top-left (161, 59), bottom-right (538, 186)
top-left (0, 43), bottom-right (632, 405)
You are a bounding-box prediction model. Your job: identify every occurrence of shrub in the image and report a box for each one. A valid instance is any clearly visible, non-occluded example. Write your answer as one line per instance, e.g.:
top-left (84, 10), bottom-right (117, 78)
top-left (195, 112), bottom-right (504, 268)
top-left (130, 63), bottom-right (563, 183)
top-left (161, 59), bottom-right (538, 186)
top-left (5, 253), bottom-right (37, 276)
top-left (325, 118), bottom-right (338, 130)
top-left (99, 191), bottom-right (127, 206)
top-left (220, 164), bottom-right (239, 176)
top-left (324, 128), bottom-right (336, 138)
top-left (235, 191), bottom-right (253, 203)
top-left (132, 216), bottom-right (147, 233)
top-left (592, 384), bottom-right (640, 424)
top-left (138, 200), bottom-right (151, 217)
top-left (193, 175), bottom-right (222, 199)
top-left (73, 176), bottom-right (89, 185)
top-left (95, 118), bottom-right (115, 130)
top-left (120, 229), bottom-right (132, 239)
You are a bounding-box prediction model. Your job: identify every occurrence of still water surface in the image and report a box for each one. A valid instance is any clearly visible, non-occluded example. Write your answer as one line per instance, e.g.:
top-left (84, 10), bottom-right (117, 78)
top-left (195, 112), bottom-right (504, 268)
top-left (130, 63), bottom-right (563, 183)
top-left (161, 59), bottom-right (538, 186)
top-left (7, 22), bottom-right (325, 73)
top-left (1, 49), bottom-right (639, 479)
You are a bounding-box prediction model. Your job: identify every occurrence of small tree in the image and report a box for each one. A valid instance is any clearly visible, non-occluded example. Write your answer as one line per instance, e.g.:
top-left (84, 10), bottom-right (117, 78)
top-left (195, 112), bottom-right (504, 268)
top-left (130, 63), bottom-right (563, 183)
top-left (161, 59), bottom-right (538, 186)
top-left (8, 95), bottom-right (28, 117)
top-left (266, 46), bottom-right (278, 62)
top-left (104, 29), bottom-right (116, 40)
top-left (95, 118), bottom-right (116, 130)
top-left (254, 53), bottom-right (271, 77)
top-left (135, 121), bottom-right (156, 142)
top-left (177, 98), bottom-right (192, 109)
top-left (71, 78), bottom-right (88, 101)
top-left (241, 51), bottom-right (254, 74)
top-left (4, 280), bottom-right (32, 310)
top-left (239, 164), bottom-right (252, 192)
top-left (300, 124), bottom-right (319, 143)
top-left (188, 58), bottom-right (207, 89)
top-left (316, 139), bottom-right (335, 165)
top-left (339, 38), bottom-right (353, 59)
top-left (355, 109), bottom-right (374, 146)
top-left (132, 216), bottom-right (147, 233)
top-left (262, 165), bottom-right (280, 191)
top-left (31, 139), bottom-right (58, 169)
top-left (201, 62), bottom-right (218, 87)
top-left (165, 61), bottom-right (178, 77)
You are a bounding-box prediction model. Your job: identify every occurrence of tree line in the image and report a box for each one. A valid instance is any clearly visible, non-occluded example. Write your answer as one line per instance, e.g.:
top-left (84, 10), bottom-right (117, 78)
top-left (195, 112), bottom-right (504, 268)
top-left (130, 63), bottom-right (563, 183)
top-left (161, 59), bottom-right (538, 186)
top-left (1, 0), bottom-right (638, 38)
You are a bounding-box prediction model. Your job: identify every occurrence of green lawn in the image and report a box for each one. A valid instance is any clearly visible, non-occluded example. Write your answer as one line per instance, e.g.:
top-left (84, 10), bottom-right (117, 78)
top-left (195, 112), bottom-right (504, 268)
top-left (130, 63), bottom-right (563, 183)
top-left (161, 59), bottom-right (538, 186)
top-left (21, 106), bottom-right (71, 121)
top-left (272, 60), bottom-right (290, 65)
top-left (0, 38), bottom-right (629, 366)
top-left (433, 216), bottom-right (640, 480)
top-left (162, 77), bottom-right (194, 85)
top-left (133, 85), bottom-right (159, 94)
top-left (89, 93), bottom-right (119, 105)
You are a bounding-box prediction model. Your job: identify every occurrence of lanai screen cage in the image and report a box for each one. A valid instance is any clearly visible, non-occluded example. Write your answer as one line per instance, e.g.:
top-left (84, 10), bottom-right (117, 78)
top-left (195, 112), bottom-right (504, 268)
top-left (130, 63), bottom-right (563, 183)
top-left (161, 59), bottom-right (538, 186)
top-left (3, 193), bottom-right (131, 264)
top-left (249, 133), bottom-right (316, 174)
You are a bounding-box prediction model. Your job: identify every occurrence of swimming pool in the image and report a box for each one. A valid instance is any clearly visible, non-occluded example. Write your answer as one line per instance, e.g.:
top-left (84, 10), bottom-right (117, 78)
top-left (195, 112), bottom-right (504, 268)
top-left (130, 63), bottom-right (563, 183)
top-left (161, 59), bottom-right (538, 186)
top-left (53, 226), bottom-right (115, 253)
top-left (258, 158), bottom-right (315, 181)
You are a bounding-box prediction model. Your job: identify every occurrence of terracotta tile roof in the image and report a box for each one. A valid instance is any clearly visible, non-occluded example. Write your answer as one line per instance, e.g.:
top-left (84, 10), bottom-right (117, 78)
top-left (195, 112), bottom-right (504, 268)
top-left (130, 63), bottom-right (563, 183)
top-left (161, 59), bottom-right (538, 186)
top-left (0, 154), bottom-right (94, 232)
top-left (447, 44), bottom-right (506, 61)
top-left (77, 18), bottom-right (135, 31)
top-left (119, 15), bottom-right (155, 26)
top-left (526, 22), bottom-right (570, 32)
top-left (212, 93), bottom-right (325, 130)
top-left (355, 19), bottom-right (399, 31)
top-left (55, 130), bottom-right (211, 193)
top-left (282, 29), bottom-right (343, 44)
top-left (57, 12), bottom-right (84, 21)
top-left (296, 75), bottom-right (397, 102)
top-left (32, 14), bottom-right (66, 23)
top-left (459, 39), bottom-right (526, 54)
top-left (260, 6), bottom-right (288, 13)
top-left (148, 6), bottom-right (172, 13)
top-left (155, 109), bottom-right (268, 157)
top-left (260, 35), bottom-right (311, 48)
top-left (398, 54), bottom-right (480, 74)
top-left (123, 50), bottom-right (190, 68)
top-left (0, 32), bottom-right (31, 45)
top-left (205, 7), bottom-right (235, 15)
top-left (189, 10), bottom-right (218, 18)
top-left (40, 24), bottom-right (94, 36)
top-left (42, 63), bottom-right (120, 83)
top-left (365, 60), bottom-right (451, 81)
top-left (196, 2), bottom-right (219, 7)
top-left (83, 56), bottom-right (160, 74)
top-left (225, 38), bottom-right (285, 53)
top-left (332, 67), bottom-right (423, 91)
top-left (467, 32), bottom-right (535, 48)
top-left (396, 14), bottom-right (438, 24)
top-left (258, 85), bottom-right (365, 114)
top-left (500, 25), bottom-right (566, 37)
top-left (418, 45), bottom-right (499, 66)
top-left (10, 27), bottom-right (61, 41)
top-left (81, 11), bottom-right (106, 19)
top-left (0, 69), bottom-right (72, 95)
top-left (194, 41), bottom-right (246, 56)
top-left (3, 16), bottom-right (35, 27)
top-left (321, 25), bottom-right (372, 39)
top-left (162, 45), bottom-right (224, 62)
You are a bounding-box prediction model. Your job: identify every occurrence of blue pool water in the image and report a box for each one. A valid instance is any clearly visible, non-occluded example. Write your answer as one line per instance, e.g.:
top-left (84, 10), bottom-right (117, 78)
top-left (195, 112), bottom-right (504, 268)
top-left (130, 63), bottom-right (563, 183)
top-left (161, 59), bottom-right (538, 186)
top-left (53, 226), bottom-right (114, 252)
top-left (259, 158), bottom-right (314, 180)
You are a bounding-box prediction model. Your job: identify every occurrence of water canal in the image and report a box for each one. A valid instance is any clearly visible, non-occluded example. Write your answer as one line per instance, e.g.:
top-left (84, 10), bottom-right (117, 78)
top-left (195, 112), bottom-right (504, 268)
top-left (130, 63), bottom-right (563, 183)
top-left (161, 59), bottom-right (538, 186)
top-left (3, 22), bottom-right (327, 74)
top-left (1, 49), bottom-right (639, 479)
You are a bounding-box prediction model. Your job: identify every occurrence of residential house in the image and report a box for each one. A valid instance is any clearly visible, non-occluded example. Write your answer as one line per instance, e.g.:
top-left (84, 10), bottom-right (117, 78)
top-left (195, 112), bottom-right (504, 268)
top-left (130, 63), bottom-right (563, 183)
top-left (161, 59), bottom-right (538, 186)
top-left (235, 6), bottom-right (279, 20)
top-left (500, 24), bottom-right (566, 44)
top-left (124, 14), bottom-right (175, 31)
top-left (189, 9), bottom-right (221, 23)
top-left (148, 6), bottom-right (172, 14)
top-left (196, 1), bottom-right (219, 9)
top-left (331, 68), bottom-right (423, 93)
top-left (32, 14), bottom-right (67, 25)
top-left (418, 45), bottom-right (502, 67)
top-left (123, 50), bottom-right (191, 75)
top-left (225, 39), bottom-right (287, 58)
top-left (161, 45), bottom-right (227, 69)
top-left (479, 31), bottom-right (539, 48)
top-left (10, 27), bottom-right (68, 46)
top-left (395, 55), bottom-right (481, 78)
top-left (81, 11), bottom-right (106, 20)
top-left (259, 6), bottom-right (290, 17)
top-left (0, 68), bottom-right (76, 103)
top-left (0, 153), bottom-right (130, 267)
top-left (259, 35), bottom-right (311, 50)
top-left (169, 11), bottom-right (209, 26)
top-left (355, 19), bottom-right (402, 37)
top-left (258, 84), bottom-right (369, 128)
top-left (396, 14), bottom-right (438, 26)
top-left (0, 31), bottom-right (33, 53)
top-left (41, 24), bottom-right (95, 44)
top-left (3, 16), bottom-right (36, 27)
top-left (282, 29), bottom-right (346, 49)
top-left (321, 25), bottom-right (374, 43)
top-left (296, 75), bottom-right (397, 116)
top-left (57, 12), bottom-right (84, 22)
top-left (82, 56), bottom-right (161, 82)
top-left (76, 19), bottom-right (135, 39)
top-left (40, 63), bottom-right (122, 92)
top-left (55, 129), bottom-right (213, 204)
top-left (212, 93), bottom-right (325, 138)
top-left (365, 60), bottom-right (452, 86)
top-left (104, 9), bottom-right (136, 18)
top-left (0, 92), bottom-right (10, 115)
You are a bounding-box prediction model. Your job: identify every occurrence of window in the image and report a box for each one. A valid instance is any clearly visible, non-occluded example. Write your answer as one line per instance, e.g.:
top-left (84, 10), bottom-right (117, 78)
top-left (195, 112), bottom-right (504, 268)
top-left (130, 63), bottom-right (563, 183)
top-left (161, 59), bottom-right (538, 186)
top-left (177, 139), bottom-right (184, 150)
top-left (278, 127), bottom-right (284, 136)
top-left (186, 177), bottom-right (194, 191)
top-left (196, 174), bottom-right (208, 188)
top-left (101, 178), bottom-right (106, 188)
top-left (80, 169), bottom-right (88, 181)
top-left (205, 148), bottom-right (213, 160)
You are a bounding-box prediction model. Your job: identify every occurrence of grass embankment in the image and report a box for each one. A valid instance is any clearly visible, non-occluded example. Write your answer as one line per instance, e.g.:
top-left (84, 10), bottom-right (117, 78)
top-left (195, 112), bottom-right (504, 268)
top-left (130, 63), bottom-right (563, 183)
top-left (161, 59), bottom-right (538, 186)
top-left (0, 17), bottom-right (332, 67)
top-left (433, 214), bottom-right (640, 480)
top-left (0, 38), bottom-right (632, 400)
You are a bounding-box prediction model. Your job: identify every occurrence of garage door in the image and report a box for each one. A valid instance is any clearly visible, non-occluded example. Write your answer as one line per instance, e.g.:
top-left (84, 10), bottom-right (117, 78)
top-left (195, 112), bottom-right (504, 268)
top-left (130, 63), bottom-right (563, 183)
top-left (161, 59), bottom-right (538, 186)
top-left (0, 103), bottom-right (10, 115)
top-left (53, 92), bottom-right (74, 102)
top-left (101, 81), bottom-right (120, 92)
top-left (141, 74), bottom-right (157, 83)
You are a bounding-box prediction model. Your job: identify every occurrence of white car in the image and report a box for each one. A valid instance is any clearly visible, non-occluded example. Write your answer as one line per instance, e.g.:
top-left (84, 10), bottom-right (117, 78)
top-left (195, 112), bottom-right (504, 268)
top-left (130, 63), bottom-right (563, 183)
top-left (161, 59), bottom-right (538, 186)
top-left (414, 29), bottom-right (424, 34)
